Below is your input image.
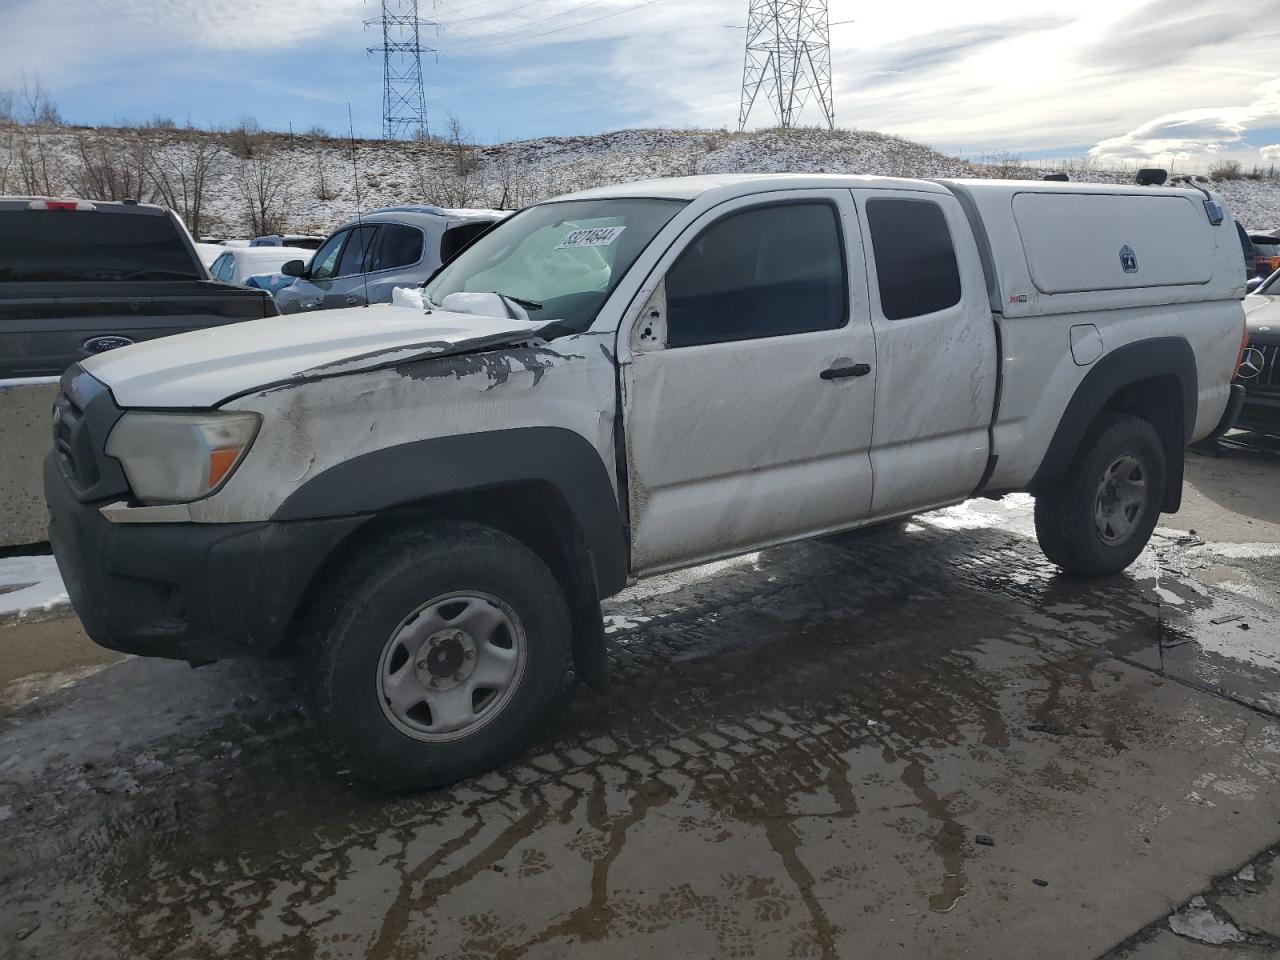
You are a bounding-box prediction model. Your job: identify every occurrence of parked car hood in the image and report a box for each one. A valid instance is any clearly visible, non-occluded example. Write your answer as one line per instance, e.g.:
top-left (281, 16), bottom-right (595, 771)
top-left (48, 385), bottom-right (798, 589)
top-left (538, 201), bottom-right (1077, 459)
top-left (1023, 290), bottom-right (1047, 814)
top-left (1244, 293), bottom-right (1280, 340)
top-left (82, 302), bottom-right (561, 408)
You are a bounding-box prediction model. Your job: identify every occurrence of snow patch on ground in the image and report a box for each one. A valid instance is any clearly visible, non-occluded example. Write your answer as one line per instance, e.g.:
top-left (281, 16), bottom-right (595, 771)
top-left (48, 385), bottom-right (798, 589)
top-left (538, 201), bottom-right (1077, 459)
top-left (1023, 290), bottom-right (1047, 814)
top-left (0, 555), bottom-right (68, 618)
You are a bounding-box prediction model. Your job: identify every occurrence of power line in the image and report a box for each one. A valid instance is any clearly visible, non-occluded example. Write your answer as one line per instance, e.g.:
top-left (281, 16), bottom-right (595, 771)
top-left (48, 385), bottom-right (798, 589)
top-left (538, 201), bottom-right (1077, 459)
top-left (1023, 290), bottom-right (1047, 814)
top-left (442, 0), bottom-right (611, 45)
top-left (442, 0), bottom-right (668, 52)
top-left (434, 0), bottom-right (523, 21)
top-left (439, 0), bottom-right (553, 27)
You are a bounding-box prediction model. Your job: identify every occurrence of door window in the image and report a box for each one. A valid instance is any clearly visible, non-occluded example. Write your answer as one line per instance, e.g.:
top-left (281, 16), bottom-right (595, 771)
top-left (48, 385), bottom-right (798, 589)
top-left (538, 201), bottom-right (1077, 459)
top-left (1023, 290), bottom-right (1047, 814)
top-left (665, 202), bottom-right (846, 348)
top-left (309, 231), bottom-right (346, 281)
top-left (210, 253), bottom-right (234, 282)
top-left (440, 221), bottom-right (494, 264)
top-left (865, 198), bottom-right (961, 320)
top-left (337, 225), bottom-right (378, 277)
top-left (368, 223), bottom-right (424, 272)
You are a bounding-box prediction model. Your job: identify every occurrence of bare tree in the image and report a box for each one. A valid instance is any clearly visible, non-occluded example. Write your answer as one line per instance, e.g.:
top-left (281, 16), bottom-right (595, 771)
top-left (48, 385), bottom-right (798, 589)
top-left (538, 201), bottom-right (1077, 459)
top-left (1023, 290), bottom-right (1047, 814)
top-left (446, 113), bottom-right (478, 177)
top-left (4, 74), bottom-right (63, 195)
top-left (70, 131), bottom-right (154, 201)
top-left (17, 74), bottom-right (60, 127)
top-left (314, 136), bottom-right (337, 202)
top-left (227, 115), bottom-right (265, 159)
top-left (151, 133), bottom-right (225, 236)
top-left (415, 162), bottom-right (481, 208)
top-left (236, 147), bottom-right (291, 236)
top-left (978, 150), bottom-right (1027, 179)
top-left (488, 153), bottom-right (531, 209)
top-left (14, 127), bottom-right (60, 195)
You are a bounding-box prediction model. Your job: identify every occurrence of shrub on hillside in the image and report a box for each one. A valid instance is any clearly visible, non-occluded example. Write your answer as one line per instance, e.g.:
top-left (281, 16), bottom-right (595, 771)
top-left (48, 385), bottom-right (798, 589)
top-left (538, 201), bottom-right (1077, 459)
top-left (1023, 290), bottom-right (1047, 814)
top-left (1210, 160), bottom-right (1244, 180)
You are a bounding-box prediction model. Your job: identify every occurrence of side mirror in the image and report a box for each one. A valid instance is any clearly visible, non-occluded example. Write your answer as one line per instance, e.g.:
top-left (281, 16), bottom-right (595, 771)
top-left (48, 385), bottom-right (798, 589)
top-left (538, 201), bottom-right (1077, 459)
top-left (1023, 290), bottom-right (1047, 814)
top-left (281, 259), bottom-right (308, 278)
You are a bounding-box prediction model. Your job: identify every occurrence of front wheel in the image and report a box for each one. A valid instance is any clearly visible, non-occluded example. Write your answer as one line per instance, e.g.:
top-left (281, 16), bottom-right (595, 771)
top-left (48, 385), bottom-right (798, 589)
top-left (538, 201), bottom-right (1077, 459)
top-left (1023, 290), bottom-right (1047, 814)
top-left (304, 521), bottom-right (571, 790)
top-left (1034, 413), bottom-right (1167, 578)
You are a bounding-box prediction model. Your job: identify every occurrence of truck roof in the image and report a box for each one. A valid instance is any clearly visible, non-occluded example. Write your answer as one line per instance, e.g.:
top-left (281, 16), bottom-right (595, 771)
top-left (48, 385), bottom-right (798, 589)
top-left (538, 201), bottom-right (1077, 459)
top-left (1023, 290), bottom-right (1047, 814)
top-left (559, 173), bottom-right (953, 202)
top-left (559, 173), bottom-right (1209, 204)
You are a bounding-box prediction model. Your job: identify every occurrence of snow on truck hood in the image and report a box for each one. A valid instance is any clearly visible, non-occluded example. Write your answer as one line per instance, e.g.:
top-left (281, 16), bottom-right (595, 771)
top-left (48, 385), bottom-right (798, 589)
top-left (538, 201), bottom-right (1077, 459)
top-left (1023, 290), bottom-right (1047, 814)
top-left (81, 301), bottom-right (561, 408)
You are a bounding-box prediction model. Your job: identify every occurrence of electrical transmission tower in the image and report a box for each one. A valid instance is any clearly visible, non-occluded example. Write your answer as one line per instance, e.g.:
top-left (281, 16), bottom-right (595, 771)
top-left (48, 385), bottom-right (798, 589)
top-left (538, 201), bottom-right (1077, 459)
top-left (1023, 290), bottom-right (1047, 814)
top-left (368, 0), bottom-right (436, 140)
top-left (737, 0), bottom-right (834, 131)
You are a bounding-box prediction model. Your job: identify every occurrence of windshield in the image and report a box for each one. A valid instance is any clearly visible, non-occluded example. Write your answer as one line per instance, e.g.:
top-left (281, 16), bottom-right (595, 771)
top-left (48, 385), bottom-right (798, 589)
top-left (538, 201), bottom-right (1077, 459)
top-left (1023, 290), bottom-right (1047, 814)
top-left (424, 198), bottom-right (687, 330)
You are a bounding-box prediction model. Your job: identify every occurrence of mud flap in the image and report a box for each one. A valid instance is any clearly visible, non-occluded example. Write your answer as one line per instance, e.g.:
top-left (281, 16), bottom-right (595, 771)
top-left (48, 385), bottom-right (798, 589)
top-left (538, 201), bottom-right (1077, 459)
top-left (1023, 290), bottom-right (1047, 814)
top-left (569, 544), bottom-right (609, 692)
top-left (1163, 442), bottom-right (1184, 513)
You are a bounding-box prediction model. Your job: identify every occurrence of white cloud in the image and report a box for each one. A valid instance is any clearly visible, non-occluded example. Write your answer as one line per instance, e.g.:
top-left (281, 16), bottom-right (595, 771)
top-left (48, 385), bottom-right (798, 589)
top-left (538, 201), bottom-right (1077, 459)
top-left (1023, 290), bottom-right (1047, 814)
top-left (0, 0), bottom-right (364, 67)
top-left (1263, 145), bottom-right (1280, 162)
top-left (1089, 81), bottom-right (1280, 166)
top-left (4, 0), bottom-right (1280, 169)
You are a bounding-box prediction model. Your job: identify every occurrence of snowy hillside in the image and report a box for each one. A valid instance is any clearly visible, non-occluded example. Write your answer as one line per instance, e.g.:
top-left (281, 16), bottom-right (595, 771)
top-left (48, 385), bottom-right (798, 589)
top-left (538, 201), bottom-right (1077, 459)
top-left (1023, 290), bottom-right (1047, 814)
top-left (4, 122), bottom-right (1280, 235)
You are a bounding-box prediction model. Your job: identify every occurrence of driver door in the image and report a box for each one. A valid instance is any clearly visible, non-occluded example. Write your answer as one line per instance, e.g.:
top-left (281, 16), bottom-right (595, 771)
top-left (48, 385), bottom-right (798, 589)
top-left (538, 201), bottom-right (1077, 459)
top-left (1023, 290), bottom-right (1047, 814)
top-left (290, 230), bottom-right (346, 311)
top-left (620, 190), bottom-right (878, 574)
top-left (323, 225), bottom-right (378, 309)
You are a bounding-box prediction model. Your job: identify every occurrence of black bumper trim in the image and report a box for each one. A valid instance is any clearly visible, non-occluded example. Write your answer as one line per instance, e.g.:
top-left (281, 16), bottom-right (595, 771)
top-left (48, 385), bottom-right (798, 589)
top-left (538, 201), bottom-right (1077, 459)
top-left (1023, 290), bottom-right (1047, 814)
top-left (1207, 384), bottom-right (1247, 440)
top-left (46, 454), bottom-right (369, 660)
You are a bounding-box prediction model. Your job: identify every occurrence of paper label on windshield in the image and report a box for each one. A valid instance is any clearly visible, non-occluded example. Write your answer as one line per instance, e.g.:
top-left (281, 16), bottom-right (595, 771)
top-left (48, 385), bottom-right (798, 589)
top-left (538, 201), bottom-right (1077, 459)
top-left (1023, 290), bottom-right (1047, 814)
top-left (556, 226), bottom-right (626, 249)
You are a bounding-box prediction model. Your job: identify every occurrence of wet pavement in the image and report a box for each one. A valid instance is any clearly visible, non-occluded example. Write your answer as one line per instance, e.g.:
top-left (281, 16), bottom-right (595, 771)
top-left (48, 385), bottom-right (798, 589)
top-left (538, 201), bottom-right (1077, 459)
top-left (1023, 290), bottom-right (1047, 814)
top-left (2, 447), bottom-right (1280, 959)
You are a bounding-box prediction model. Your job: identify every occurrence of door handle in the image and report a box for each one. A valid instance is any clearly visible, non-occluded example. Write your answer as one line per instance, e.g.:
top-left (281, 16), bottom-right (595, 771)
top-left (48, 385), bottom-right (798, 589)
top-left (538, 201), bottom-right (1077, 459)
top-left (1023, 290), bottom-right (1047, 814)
top-left (820, 363), bottom-right (871, 380)
top-left (345, 297), bottom-right (360, 305)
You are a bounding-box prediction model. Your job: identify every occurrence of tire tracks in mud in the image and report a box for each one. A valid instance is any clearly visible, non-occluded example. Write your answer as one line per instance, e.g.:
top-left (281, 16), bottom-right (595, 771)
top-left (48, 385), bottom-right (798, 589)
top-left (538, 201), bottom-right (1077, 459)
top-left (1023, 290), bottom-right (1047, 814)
top-left (4, 518), bottom-right (1280, 957)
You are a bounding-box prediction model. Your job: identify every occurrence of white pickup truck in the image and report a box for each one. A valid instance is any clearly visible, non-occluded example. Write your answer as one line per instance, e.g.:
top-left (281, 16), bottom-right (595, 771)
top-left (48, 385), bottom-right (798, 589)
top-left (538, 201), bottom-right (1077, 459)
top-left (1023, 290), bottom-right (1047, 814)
top-left (47, 174), bottom-right (1247, 788)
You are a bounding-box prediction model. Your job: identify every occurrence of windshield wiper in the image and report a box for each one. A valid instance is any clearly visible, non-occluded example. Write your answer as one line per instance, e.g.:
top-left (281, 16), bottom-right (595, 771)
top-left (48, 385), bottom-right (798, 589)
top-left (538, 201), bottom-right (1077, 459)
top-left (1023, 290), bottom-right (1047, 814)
top-left (492, 291), bottom-right (542, 313)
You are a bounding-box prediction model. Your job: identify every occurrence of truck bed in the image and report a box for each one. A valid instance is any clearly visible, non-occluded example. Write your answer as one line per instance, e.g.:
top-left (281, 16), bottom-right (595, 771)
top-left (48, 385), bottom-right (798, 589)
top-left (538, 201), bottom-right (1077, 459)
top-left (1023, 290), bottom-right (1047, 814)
top-left (0, 280), bottom-right (276, 379)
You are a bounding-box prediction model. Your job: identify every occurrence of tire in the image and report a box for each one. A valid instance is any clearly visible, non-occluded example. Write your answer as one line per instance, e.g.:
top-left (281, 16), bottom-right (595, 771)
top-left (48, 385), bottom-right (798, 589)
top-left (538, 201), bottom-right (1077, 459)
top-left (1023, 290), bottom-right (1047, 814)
top-left (1034, 413), bottom-right (1167, 579)
top-left (304, 521), bottom-right (571, 790)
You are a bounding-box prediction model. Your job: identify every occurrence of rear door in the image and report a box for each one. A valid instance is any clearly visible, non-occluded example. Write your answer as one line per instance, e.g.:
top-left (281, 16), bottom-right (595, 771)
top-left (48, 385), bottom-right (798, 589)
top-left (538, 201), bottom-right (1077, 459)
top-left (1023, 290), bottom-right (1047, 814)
top-left (365, 222), bottom-right (427, 301)
top-left (850, 187), bottom-right (997, 515)
top-left (621, 190), bottom-right (878, 574)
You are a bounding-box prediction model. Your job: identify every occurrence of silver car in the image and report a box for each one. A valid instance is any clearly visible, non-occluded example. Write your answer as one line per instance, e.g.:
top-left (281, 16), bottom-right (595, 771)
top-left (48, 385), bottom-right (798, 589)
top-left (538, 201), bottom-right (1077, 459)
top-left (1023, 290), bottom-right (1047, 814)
top-left (275, 207), bottom-right (505, 313)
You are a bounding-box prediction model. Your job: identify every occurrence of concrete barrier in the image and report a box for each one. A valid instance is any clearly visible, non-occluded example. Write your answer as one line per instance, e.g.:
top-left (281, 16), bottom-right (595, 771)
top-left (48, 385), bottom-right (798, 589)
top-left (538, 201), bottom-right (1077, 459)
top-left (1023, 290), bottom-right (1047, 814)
top-left (1, 378), bottom-right (58, 547)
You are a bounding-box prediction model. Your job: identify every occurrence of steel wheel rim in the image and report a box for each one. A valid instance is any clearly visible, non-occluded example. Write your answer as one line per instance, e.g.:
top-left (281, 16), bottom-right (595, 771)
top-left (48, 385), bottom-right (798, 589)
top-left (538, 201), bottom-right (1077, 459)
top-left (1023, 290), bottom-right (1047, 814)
top-left (376, 591), bottom-right (528, 743)
top-left (1093, 454), bottom-right (1147, 546)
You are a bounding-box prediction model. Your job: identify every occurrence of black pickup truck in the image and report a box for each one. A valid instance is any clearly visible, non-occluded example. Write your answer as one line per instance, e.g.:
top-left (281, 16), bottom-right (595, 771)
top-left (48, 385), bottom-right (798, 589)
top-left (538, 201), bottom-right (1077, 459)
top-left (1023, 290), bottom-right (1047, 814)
top-left (0, 198), bottom-right (277, 379)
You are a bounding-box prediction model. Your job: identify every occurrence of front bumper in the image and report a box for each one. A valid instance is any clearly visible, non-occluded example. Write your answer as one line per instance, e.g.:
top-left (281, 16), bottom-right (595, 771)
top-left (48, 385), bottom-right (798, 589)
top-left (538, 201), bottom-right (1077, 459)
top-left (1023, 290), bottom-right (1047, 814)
top-left (45, 454), bottom-right (368, 660)
top-left (1238, 392), bottom-right (1280, 435)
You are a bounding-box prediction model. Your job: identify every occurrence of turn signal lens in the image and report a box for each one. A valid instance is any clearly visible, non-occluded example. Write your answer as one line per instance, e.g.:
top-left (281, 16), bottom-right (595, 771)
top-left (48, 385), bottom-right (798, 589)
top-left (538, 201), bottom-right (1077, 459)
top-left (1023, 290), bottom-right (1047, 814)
top-left (1235, 324), bottom-right (1250, 380)
top-left (105, 411), bottom-right (261, 504)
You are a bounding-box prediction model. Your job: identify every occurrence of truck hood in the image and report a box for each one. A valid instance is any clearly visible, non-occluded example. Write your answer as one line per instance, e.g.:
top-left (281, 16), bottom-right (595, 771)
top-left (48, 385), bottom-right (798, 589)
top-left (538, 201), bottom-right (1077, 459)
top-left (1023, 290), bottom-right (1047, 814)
top-left (82, 302), bottom-right (561, 408)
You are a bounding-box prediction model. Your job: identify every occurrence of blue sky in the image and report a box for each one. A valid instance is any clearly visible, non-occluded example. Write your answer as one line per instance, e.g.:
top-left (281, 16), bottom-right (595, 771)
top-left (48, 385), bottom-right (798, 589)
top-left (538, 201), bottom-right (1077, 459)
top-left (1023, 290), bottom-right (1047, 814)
top-left (2, 0), bottom-right (1279, 170)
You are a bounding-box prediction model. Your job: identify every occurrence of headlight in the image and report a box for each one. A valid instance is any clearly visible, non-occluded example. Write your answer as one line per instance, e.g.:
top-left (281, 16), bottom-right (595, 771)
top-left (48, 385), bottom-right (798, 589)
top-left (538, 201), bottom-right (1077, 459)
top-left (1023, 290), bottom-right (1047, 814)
top-left (105, 411), bottom-right (260, 504)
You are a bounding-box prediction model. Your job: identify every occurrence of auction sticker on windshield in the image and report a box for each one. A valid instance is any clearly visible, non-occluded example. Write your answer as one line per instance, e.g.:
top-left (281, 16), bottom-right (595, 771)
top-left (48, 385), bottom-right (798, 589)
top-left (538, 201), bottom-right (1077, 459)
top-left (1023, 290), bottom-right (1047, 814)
top-left (556, 226), bottom-right (626, 249)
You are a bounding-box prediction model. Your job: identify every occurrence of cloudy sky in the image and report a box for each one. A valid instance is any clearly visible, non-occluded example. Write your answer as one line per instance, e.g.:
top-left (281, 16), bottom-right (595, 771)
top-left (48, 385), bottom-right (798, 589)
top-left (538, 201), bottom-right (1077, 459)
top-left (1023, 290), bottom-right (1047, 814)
top-left (2, 0), bottom-right (1278, 169)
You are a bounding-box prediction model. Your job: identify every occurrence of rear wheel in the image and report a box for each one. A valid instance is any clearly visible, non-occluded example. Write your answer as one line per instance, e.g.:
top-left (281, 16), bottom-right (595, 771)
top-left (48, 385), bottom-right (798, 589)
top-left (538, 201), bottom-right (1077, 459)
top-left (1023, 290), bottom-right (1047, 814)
top-left (1034, 413), bottom-right (1166, 578)
top-left (304, 521), bottom-right (570, 790)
